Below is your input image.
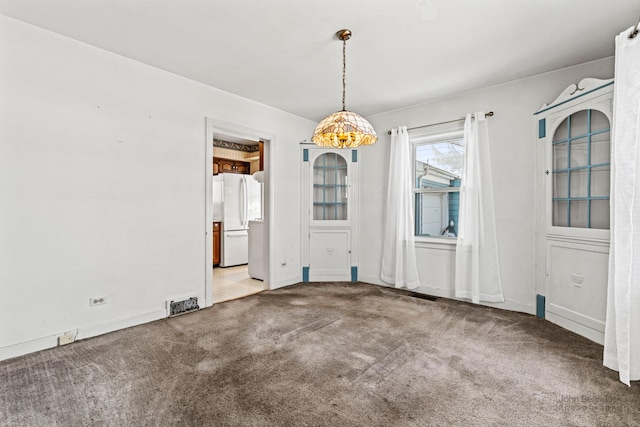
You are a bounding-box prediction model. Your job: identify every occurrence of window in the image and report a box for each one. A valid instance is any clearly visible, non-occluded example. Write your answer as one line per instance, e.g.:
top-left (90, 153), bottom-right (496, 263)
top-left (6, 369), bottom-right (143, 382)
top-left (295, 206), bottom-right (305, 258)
top-left (412, 124), bottom-right (464, 239)
top-left (551, 109), bottom-right (610, 229)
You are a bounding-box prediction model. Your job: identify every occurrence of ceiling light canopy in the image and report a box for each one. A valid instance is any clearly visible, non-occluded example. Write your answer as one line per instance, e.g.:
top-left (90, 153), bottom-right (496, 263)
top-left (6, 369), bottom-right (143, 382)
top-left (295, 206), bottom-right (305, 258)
top-left (312, 29), bottom-right (377, 149)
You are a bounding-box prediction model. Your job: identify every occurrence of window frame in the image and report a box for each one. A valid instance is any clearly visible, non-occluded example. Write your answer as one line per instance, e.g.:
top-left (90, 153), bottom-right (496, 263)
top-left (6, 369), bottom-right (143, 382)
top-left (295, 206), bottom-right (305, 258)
top-left (410, 121), bottom-right (465, 245)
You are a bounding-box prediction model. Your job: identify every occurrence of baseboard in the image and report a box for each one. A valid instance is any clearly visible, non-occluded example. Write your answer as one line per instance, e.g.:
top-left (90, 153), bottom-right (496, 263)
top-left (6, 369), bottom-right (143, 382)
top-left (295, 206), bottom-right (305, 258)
top-left (0, 308), bottom-right (166, 362)
top-left (77, 308), bottom-right (167, 341)
top-left (546, 303), bottom-right (605, 333)
top-left (309, 274), bottom-right (352, 282)
top-left (545, 311), bottom-right (604, 345)
top-left (480, 298), bottom-right (535, 315)
top-left (270, 273), bottom-right (301, 290)
top-left (545, 300), bottom-right (605, 344)
top-left (0, 335), bottom-right (59, 362)
top-left (359, 276), bottom-right (534, 315)
top-left (359, 273), bottom-right (384, 286)
top-left (360, 276), bottom-right (456, 299)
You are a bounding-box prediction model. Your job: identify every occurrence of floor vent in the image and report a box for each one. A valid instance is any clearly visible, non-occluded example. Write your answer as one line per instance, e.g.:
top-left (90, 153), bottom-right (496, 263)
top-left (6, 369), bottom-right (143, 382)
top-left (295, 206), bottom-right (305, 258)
top-left (167, 297), bottom-right (199, 317)
top-left (406, 292), bottom-right (439, 301)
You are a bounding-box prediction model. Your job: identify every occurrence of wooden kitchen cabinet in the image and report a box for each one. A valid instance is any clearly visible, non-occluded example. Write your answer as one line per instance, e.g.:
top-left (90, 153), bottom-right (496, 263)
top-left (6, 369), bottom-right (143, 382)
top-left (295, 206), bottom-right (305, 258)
top-left (213, 222), bottom-right (221, 266)
top-left (213, 157), bottom-right (250, 175)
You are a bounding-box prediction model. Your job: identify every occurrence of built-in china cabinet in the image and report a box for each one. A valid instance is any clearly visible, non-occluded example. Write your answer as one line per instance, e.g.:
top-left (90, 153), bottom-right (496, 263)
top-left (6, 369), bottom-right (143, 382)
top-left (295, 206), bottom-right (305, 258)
top-left (535, 77), bottom-right (613, 344)
top-left (300, 146), bottom-right (359, 282)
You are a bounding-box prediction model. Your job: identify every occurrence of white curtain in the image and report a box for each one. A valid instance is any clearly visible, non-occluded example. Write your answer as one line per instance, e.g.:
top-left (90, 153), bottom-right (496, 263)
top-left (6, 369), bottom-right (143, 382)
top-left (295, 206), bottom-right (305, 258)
top-left (455, 112), bottom-right (504, 303)
top-left (604, 27), bottom-right (640, 386)
top-left (381, 126), bottom-right (420, 289)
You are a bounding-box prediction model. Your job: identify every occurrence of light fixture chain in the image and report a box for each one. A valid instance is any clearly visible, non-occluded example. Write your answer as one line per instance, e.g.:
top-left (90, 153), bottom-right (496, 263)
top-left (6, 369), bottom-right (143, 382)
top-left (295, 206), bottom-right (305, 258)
top-left (311, 29), bottom-right (377, 148)
top-left (342, 38), bottom-right (346, 111)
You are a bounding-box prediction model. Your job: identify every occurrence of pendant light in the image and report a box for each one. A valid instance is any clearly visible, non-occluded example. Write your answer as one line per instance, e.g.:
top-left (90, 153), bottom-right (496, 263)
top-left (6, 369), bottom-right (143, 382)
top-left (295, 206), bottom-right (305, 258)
top-left (312, 29), bottom-right (378, 148)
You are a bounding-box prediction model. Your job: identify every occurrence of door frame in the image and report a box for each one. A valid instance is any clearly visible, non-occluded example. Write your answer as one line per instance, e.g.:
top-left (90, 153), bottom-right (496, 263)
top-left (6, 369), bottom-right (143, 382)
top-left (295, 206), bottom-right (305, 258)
top-left (204, 117), bottom-right (275, 307)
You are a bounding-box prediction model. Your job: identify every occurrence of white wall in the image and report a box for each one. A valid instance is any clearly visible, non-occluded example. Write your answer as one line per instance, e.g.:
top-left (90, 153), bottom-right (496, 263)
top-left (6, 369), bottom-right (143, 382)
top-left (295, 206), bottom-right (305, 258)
top-left (359, 57), bottom-right (614, 314)
top-left (0, 13), bottom-right (617, 360)
top-left (0, 15), bottom-right (315, 360)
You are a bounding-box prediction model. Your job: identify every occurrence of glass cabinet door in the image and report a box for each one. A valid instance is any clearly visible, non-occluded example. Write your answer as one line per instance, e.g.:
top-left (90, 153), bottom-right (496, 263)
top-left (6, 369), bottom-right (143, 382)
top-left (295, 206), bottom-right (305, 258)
top-left (551, 109), bottom-right (610, 229)
top-left (313, 152), bottom-right (348, 221)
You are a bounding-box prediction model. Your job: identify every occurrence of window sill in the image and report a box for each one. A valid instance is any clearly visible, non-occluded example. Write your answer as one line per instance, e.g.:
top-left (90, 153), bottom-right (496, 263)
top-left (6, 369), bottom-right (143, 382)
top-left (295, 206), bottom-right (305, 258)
top-left (415, 236), bottom-right (457, 250)
top-left (546, 226), bottom-right (610, 245)
top-left (545, 232), bottom-right (610, 247)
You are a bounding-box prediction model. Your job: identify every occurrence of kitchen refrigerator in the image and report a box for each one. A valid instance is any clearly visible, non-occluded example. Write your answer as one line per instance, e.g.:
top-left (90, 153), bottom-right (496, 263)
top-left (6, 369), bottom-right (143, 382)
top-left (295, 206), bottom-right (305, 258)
top-left (212, 173), bottom-right (262, 267)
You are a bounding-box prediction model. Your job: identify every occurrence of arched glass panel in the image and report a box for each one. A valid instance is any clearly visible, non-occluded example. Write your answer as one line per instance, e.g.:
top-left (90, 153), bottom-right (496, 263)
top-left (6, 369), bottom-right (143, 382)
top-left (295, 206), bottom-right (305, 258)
top-left (552, 109), bottom-right (610, 229)
top-left (313, 153), bottom-right (348, 220)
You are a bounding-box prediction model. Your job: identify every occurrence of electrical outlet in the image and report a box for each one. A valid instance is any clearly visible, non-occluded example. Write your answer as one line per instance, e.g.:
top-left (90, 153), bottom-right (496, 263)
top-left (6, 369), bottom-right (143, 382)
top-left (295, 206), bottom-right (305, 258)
top-left (90, 296), bottom-right (107, 306)
top-left (58, 332), bottom-right (75, 346)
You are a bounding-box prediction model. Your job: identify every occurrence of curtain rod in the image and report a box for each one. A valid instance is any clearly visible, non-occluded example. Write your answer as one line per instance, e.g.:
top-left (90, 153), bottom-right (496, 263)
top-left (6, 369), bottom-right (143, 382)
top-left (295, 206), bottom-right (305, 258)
top-left (386, 111), bottom-right (494, 135)
top-left (630, 11), bottom-right (640, 39)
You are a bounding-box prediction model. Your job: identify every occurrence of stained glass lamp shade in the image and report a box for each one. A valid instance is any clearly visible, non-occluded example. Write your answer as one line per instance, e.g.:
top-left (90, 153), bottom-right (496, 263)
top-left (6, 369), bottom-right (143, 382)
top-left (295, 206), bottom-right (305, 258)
top-left (312, 29), bottom-right (377, 149)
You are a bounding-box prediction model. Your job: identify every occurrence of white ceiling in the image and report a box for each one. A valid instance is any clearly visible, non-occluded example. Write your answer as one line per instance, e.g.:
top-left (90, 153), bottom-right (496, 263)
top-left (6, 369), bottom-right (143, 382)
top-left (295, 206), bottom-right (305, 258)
top-left (0, 0), bottom-right (637, 121)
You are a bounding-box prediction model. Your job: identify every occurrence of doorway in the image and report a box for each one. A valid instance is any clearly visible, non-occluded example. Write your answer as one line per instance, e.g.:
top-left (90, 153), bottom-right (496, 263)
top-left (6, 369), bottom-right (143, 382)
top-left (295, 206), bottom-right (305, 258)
top-left (212, 265), bottom-right (263, 303)
top-left (205, 118), bottom-right (274, 307)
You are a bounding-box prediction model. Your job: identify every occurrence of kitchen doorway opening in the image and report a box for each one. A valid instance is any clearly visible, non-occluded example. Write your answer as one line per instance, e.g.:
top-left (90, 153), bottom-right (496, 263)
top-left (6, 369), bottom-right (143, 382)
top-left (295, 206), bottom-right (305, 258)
top-left (212, 265), bottom-right (263, 303)
top-left (204, 118), bottom-right (274, 307)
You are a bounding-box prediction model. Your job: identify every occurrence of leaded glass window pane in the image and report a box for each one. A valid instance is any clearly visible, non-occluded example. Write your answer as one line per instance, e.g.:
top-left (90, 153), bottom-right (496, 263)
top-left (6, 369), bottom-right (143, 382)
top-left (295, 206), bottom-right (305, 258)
top-left (551, 110), bottom-right (610, 229)
top-left (313, 153), bottom-right (348, 221)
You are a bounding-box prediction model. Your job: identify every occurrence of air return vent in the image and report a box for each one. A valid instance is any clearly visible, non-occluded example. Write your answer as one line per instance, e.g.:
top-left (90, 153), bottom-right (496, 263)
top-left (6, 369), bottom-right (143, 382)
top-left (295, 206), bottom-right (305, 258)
top-left (167, 297), bottom-right (199, 317)
top-left (406, 292), bottom-right (439, 301)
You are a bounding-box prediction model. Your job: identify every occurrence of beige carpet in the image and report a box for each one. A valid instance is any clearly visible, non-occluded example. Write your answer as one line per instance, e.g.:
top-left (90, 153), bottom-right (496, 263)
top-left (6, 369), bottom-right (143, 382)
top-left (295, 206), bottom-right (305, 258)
top-left (1, 282), bottom-right (638, 426)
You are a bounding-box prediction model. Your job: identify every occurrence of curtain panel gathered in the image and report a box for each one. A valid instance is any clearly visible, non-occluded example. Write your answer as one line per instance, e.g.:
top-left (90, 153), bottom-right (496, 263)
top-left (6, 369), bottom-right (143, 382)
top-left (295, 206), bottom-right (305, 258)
top-left (381, 126), bottom-right (420, 289)
top-left (604, 27), bottom-right (640, 386)
top-left (454, 112), bottom-right (504, 303)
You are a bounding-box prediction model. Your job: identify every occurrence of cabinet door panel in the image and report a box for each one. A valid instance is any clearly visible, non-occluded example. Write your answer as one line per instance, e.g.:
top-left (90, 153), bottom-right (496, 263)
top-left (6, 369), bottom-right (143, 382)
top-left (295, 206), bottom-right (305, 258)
top-left (309, 230), bottom-right (351, 281)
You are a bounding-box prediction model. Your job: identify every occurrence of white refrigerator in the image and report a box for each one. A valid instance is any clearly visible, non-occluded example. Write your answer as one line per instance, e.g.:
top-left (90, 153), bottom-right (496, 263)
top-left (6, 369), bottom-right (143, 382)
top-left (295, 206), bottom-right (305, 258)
top-left (212, 173), bottom-right (262, 267)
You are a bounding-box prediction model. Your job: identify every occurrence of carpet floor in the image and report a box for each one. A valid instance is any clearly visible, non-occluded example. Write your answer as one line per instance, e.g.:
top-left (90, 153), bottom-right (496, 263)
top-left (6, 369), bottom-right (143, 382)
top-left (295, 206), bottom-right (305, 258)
top-left (1, 282), bottom-right (639, 426)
